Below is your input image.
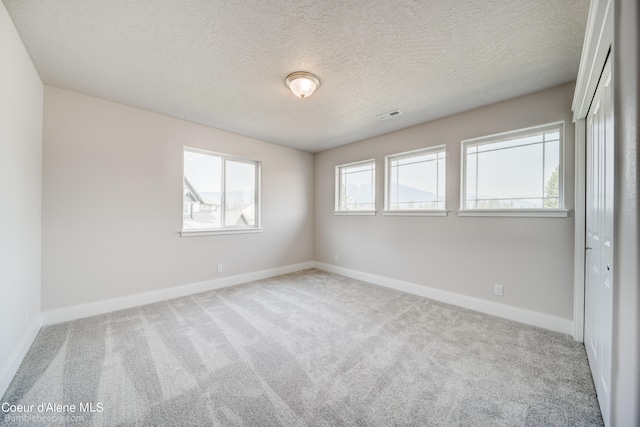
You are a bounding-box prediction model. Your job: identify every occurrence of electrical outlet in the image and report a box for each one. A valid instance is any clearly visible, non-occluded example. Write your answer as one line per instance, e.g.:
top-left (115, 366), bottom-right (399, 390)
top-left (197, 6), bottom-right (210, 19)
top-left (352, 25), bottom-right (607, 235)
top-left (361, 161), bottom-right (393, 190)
top-left (494, 284), bottom-right (503, 297)
top-left (334, 254), bottom-right (339, 262)
top-left (217, 264), bottom-right (223, 273)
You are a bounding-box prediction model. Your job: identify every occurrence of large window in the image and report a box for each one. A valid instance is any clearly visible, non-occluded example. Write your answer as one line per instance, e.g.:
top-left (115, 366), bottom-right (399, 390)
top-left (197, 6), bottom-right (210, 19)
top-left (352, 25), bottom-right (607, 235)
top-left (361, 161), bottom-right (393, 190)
top-left (460, 122), bottom-right (566, 216)
top-left (335, 159), bottom-right (376, 214)
top-left (182, 148), bottom-right (260, 235)
top-left (385, 146), bottom-right (446, 215)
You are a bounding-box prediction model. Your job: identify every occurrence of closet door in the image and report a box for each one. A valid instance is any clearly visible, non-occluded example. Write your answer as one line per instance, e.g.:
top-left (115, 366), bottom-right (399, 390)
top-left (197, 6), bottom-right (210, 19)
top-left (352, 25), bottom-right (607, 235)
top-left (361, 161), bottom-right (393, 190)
top-left (584, 55), bottom-right (613, 425)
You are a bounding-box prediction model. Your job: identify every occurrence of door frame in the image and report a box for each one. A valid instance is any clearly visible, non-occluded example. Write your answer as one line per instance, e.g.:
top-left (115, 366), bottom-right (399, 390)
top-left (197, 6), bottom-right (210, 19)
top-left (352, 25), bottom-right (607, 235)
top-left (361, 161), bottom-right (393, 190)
top-left (571, 0), bottom-right (613, 343)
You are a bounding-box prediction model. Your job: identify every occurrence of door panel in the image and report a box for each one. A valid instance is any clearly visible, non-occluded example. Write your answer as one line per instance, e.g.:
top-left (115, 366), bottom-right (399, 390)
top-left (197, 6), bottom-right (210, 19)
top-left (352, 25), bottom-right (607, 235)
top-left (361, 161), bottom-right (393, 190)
top-left (584, 56), bottom-right (613, 425)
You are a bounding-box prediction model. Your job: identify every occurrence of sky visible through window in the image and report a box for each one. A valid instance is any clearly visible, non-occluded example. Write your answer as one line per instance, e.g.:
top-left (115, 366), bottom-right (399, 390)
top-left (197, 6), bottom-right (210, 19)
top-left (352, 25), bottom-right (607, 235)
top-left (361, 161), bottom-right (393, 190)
top-left (388, 148), bottom-right (445, 210)
top-left (464, 129), bottom-right (561, 209)
top-left (185, 151), bottom-right (254, 193)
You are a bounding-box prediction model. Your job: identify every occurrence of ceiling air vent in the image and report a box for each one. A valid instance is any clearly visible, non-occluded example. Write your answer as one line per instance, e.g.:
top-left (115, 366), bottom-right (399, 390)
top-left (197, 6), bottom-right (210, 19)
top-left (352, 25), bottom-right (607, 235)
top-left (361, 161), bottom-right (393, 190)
top-left (377, 109), bottom-right (403, 120)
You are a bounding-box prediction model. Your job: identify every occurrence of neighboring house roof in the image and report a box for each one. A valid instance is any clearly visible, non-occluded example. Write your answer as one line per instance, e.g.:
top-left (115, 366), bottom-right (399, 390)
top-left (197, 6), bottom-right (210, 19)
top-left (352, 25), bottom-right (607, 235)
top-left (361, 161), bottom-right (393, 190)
top-left (183, 177), bottom-right (220, 208)
top-left (240, 203), bottom-right (255, 224)
top-left (184, 192), bottom-right (199, 204)
top-left (183, 177), bottom-right (204, 204)
top-left (226, 204), bottom-right (255, 226)
top-left (225, 211), bottom-right (248, 226)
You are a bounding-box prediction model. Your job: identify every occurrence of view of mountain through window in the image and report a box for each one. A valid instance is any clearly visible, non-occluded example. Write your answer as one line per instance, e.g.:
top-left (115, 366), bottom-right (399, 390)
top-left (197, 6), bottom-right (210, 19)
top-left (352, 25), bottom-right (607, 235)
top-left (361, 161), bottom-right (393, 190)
top-left (336, 160), bottom-right (376, 212)
top-left (387, 146), bottom-right (446, 211)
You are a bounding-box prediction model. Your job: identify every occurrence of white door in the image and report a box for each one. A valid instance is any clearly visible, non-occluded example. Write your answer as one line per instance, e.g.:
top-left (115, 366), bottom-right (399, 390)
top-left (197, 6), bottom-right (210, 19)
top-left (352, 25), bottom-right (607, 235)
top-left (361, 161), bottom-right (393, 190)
top-left (584, 55), bottom-right (613, 425)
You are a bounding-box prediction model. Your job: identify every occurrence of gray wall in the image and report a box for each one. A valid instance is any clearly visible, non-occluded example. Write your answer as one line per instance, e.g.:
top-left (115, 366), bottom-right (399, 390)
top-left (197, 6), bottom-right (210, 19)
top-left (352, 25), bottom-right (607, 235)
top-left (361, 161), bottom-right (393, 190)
top-left (0, 2), bottom-right (43, 388)
top-left (613, 0), bottom-right (639, 424)
top-left (315, 83), bottom-right (576, 320)
top-left (42, 87), bottom-right (314, 311)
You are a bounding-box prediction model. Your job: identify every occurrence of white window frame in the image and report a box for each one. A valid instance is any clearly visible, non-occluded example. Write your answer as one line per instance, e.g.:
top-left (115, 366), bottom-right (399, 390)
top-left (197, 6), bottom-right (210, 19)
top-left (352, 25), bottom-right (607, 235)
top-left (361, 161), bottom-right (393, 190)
top-left (181, 147), bottom-right (262, 236)
top-left (383, 145), bottom-right (447, 216)
top-left (459, 122), bottom-right (569, 218)
top-left (334, 159), bottom-right (376, 215)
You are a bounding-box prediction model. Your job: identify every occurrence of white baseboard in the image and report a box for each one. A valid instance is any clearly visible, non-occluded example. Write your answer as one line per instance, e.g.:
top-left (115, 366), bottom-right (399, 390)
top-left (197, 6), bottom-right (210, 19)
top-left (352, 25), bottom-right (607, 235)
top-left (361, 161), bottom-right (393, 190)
top-left (0, 315), bottom-right (42, 398)
top-left (38, 258), bottom-right (571, 331)
top-left (42, 262), bottom-right (314, 325)
top-left (313, 262), bottom-right (573, 335)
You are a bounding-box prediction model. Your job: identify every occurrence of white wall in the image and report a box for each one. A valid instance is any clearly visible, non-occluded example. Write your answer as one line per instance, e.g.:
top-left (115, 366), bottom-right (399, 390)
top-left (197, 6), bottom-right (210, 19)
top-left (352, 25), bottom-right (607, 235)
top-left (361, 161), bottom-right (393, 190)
top-left (42, 87), bottom-right (314, 312)
top-left (0, 2), bottom-right (43, 395)
top-left (315, 83), bottom-right (576, 322)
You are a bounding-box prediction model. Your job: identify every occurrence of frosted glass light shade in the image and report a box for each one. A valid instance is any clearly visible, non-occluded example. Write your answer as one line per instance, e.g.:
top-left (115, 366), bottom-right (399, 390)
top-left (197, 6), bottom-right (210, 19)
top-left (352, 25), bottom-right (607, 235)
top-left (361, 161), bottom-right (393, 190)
top-left (286, 72), bottom-right (320, 98)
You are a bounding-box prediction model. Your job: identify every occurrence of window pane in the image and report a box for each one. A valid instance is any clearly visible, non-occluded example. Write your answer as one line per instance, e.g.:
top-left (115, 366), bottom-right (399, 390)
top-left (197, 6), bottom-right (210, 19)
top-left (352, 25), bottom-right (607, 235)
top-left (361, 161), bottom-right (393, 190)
top-left (476, 143), bottom-right (543, 208)
top-left (545, 131), bottom-right (560, 142)
top-left (466, 152), bottom-right (477, 209)
top-left (437, 157), bottom-right (446, 210)
top-left (393, 160), bottom-right (437, 208)
top-left (225, 160), bottom-right (256, 227)
top-left (543, 140), bottom-right (560, 208)
top-left (339, 162), bottom-right (375, 210)
top-left (183, 149), bottom-right (260, 232)
top-left (183, 151), bottom-right (222, 230)
top-left (389, 163), bottom-right (400, 209)
top-left (396, 152), bottom-right (437, 166)
top-left (476, 133), bottom-right (543, 153)
top-left (387, 147), bottom-right (445, 211)
top-left (462, 124), bottom-right (562, 210)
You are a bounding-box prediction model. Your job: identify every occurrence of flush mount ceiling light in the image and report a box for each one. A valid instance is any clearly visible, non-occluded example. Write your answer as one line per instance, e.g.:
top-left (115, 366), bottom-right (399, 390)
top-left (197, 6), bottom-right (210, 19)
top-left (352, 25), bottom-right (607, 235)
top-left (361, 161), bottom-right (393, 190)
top-left (285, 71), bottom-right (320, 98)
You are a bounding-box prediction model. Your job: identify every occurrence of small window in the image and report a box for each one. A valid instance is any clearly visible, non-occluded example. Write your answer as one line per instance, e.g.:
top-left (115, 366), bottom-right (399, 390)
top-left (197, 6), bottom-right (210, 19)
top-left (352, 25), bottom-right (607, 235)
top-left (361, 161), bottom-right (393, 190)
top-left (335, 159), bottom-right (376, 214)
top-left (385, 146), bottom-right (446, 215)
top-left (182, 147), bottom-right (260, 235)
top-left (460, 122), bottom-right (566, 217)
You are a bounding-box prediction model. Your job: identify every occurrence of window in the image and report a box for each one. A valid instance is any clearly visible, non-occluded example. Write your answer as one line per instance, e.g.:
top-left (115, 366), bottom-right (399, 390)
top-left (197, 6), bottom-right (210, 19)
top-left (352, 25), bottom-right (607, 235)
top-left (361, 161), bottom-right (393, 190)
top-left (182, 147), bottom-right (260, 235)
top-left (460, 122), bottom-right (566, 217)
top-left (385, 146), bottom-right (446, 215)
top-left (335, 159), bottom-right (376, 214)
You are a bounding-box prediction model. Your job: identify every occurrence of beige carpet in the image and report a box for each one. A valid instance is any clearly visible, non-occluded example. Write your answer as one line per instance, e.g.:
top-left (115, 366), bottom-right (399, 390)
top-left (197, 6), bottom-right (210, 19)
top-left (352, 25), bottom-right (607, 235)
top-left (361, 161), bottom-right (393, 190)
top-left (1, 269), bottom-right (602, 426)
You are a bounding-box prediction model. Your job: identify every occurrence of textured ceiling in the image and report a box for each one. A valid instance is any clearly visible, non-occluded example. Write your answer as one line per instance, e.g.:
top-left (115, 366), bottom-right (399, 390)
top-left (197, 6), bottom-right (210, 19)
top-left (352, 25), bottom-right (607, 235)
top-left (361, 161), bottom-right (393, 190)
top-left (4, 0), bottom-right (589, 152)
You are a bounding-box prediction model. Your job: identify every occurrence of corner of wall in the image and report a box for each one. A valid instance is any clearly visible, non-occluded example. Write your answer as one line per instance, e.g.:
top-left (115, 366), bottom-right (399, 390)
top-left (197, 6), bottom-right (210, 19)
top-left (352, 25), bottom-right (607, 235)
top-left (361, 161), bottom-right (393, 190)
top-left (0, 1), bottom-right (44, 399)
top-left (0, 316), bottom-right (42, 398)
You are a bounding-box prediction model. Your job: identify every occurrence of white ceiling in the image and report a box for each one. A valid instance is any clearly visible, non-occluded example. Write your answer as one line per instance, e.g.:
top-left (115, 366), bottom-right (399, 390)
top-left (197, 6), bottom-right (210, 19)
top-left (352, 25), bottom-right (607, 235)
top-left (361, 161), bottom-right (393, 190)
top-left (4, 0), bottom-right (589, 153)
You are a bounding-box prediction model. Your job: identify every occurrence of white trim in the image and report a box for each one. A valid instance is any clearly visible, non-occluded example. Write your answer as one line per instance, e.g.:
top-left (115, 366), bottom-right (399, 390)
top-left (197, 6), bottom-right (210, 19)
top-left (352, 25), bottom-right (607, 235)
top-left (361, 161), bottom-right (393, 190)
top-left (382, 210), bottom-right (448, 217)
top-left (572, 0), bottom-right (614, 121)
top-left (573, 120), bottom-right (587, 342)
top-left (181, 228), bottom-right (263, 237)
top-left (333, 211), bottom-right (377, 216)
top-left (457, 209), bottom-right (569, 218)
top-left (571, 2), bottom-right (614, 422)
top-left (313, 262), bottom-right (573, 335)
top-left (42, 262), bottom-right (314, 325)
top-left (0, 316), bottom-right (42, 398)
top-left (571, 0), bottom-right (613, 346)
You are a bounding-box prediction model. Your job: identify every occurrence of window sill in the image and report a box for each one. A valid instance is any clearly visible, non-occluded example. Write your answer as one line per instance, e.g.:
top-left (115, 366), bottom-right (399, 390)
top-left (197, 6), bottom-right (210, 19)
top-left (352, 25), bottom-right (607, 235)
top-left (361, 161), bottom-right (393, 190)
top-left (181, 228), bottom-right (263, 237)
top-left (333, 211), bottom-right (377, 216)
top-left (383, 210), bottom-right (448, 217)
top-left (457, 209), bottom-right (569, 218)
